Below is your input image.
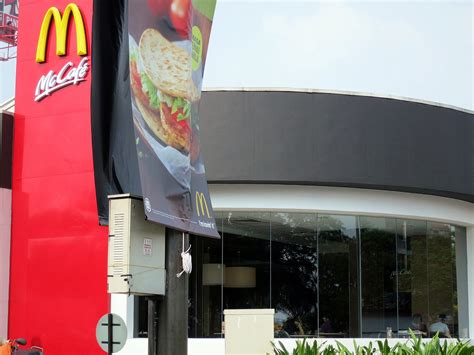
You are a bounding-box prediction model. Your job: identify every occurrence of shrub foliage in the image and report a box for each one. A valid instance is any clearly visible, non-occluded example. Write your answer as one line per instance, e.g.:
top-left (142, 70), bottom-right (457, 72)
top-left (272, 331), bottom-right (474, 355)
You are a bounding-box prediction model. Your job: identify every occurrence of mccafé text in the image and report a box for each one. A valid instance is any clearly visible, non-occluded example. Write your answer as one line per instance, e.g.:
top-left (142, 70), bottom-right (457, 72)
top-left (35, 57), bottom-right (89, 102)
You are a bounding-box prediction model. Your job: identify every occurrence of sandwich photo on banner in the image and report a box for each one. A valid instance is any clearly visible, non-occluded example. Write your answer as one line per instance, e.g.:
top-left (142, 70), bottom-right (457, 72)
top-left (128, 0), bottom-right (219, 238)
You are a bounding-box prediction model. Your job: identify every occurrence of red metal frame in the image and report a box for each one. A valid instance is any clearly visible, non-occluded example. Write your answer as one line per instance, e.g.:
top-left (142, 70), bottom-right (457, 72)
top-left (0, 10), bottom-right (18, 61)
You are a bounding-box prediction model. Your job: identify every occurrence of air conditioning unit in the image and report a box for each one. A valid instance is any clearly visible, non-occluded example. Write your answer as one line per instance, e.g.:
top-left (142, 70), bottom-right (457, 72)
top-left (107, 194), bottom-right (165, 295)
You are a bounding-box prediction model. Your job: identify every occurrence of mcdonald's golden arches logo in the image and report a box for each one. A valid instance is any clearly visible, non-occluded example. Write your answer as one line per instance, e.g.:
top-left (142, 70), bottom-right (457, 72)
top-left (195, 191), bottom-right (211, 218)
top-left (35, 3), bottom-right (87, 63)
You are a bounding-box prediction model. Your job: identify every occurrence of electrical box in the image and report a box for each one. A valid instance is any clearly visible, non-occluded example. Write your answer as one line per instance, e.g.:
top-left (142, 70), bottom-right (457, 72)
top-left (107, 194), bottom-right (166, 295)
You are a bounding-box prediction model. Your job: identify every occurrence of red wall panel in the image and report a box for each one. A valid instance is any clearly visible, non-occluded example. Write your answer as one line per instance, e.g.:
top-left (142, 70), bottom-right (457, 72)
top-left (10, 1), bottom-right (109, 353)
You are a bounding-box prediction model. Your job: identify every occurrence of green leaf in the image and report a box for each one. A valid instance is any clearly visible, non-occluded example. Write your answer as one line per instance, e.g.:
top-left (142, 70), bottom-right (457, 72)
top-left (183, 102), bottom-right (190, 116)
top-left (335, 341), bottom-right (351, 355)
top-left (171, 98), bottom-right (179, 114)
top-left (140, 73), bottom-right (160, 109)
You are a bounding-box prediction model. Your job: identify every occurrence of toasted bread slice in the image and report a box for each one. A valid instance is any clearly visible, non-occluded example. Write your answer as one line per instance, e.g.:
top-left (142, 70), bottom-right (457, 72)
top-left (139, 28), bottom-right (200, 102)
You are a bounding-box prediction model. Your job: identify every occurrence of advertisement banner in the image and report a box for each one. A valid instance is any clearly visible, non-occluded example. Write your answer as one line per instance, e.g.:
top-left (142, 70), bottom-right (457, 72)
top-left (128, 0), bottom-right (219, 238)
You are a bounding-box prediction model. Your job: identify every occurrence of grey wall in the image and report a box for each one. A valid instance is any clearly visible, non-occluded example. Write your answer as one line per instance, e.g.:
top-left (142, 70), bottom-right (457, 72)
top-left (199, 91), bottom-right (473, 203)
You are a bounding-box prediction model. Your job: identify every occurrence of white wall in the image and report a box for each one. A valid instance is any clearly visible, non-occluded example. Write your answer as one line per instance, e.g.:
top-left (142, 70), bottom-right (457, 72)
top-left (0, 188), bottom-right (12, 340)
top-left (208, 184), bottom-right (473, 227)
top-left (116, 336), bottom-right (467, 354)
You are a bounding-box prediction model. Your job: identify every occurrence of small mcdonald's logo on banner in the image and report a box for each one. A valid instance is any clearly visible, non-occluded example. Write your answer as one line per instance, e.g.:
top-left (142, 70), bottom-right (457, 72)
top-left (195, 191), bottom-right (211, 218)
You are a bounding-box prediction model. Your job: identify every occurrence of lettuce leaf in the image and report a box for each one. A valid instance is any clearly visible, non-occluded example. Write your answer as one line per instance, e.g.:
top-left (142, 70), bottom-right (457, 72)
top-left (139, 80), bottom-right (191, 122)
top-left (171, 97), bottom-right (191, 121)
top-left (130, 51), bottom-right (138, 63)
top-left (140, 73), bottom-right (160, 109)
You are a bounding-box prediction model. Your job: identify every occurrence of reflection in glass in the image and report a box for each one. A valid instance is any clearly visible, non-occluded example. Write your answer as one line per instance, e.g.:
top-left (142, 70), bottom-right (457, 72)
top-left (455, 226), bottom-right (468, 338)
top-left (396, 219), bottom-right (429, 337)
top-left (189, 218), bottom-right (223, 337)
top-left (222, 212), bottom-right (271, 311)
top-left (318, 215), bottom-right (359, 338)
top-left (359, 216), bottom-right (397, 338)
top-left (426, 222), bottom-right (456, 338)
top-left (271, 213), bottom-right (318, 337)
top-left (186, 212), bottom-right (466, 339)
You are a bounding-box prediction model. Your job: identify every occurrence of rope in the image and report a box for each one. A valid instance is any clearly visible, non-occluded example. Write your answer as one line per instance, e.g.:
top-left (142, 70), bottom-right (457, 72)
top-left (177, 232), bottom-right (192, 278)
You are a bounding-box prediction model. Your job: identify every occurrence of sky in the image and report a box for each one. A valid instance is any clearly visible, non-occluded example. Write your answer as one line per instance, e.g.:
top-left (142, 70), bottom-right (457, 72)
top-left (203, 0), bottom-right (473, 111)
top-left (0, 55), bottom-right (15, 103)
top-left (0, 0), bottom-right (473, 110)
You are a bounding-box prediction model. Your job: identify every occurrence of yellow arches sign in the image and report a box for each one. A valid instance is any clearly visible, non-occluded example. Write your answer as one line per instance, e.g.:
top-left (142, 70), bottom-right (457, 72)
top-left (35, 3), bottom-right (87, 63)
top-left (195, 191), bottom-right (211, 218)
top-left (34, 3), bottom-right (90, 102)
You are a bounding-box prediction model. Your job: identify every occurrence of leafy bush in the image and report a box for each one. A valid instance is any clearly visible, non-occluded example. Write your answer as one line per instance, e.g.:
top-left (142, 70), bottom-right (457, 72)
top-left (273, 338), bottom-right (323, 355)
top-left (272, 331), bottom-right (474, 355)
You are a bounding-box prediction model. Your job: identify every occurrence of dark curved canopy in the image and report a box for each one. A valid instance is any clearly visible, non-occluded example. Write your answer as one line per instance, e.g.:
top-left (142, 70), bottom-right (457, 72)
top-left (199, 90), bottom-right (473, 203)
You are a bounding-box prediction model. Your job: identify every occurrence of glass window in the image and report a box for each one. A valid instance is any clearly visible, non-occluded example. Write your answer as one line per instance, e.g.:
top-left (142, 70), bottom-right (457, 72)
top-left (454, 226), bottom-right (469, 338)
top-left (318, 215), bottom-right (360, 338)
top-left (189, 217), bottom-right (223, 338)
top-left (183, 212), bottom-right (466, 339)
top-left (271, 212), bottom-right (318, 337)
top-left (395, 219), bottom-right (429, 338)
top-left (359, 216), bottom-right (397, 338)
top-left (134, 296), bottom-right (149, 338)
top-left (426, 221), bottom-right (456, 338)
top-left (221, 212), bottom-right (271, 313)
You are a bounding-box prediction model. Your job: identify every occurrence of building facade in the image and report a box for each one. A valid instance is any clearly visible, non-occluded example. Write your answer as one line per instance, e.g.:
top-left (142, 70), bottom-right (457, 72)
top-left (110, 89), bottom-right (474, 353)
top-left (1, 0), bottom-right (473, 353)
top-left (3, 85), bottom-right (474, 354)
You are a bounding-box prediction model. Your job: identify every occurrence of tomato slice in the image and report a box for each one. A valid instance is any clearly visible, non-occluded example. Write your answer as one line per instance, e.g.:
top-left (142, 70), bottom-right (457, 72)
top-left (131, 60), bottom-right (142, 88)
top-left (170, 0), bottom-right (190, 38)
top-left (161, 103), bottom-right (190, 134)
top-left (131, 60), bottom-right (158, 111)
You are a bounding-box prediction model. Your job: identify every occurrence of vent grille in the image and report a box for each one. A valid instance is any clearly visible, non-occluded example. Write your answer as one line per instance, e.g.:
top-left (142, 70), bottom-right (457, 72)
top-left (113, 212), bottom-right (125, 275)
